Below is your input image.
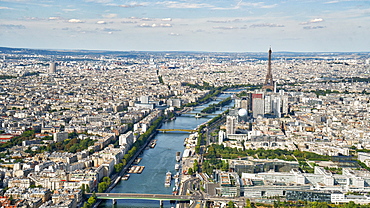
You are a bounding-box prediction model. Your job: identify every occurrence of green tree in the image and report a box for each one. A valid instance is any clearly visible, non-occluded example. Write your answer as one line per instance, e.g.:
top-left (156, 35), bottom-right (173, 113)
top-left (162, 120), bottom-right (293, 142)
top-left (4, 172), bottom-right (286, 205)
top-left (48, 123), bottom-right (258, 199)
top-left (342, 201), bottom-right (358, 208)
top-left (114, 163), bottom-right (123, 173)
top-left (227, 201), bottom-right (235, 208)
top-left (193, 159), bottom-right (199, 173)
top-left (98, 182), bottom-right (107, 193)
top-left (195, 145), bottom-right (200, 154)
top-left (188, 167), bottom-right (194, 175)
top-left (87, 196), bottom-right (96, 205)
top-left (101, 177), bottom-right (111, 186)
top-left (221, 160), bottom-right (229, 171)
top-left (245, 199), bottom-right (256, 208)
top-left (121, 158), bottom-right (127, 166)
top-left (83, 202), bottom-right (90, 208)
top-left (86, 185), bottom-right (90, 193)
top-left (80, 184), bottom-right (86, 194)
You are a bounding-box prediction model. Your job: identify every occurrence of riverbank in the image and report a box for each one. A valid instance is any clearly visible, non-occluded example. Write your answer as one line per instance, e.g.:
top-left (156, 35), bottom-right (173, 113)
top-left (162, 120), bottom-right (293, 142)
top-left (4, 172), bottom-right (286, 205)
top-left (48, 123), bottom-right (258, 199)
top-left (90, 131), bottom-right (158, 208)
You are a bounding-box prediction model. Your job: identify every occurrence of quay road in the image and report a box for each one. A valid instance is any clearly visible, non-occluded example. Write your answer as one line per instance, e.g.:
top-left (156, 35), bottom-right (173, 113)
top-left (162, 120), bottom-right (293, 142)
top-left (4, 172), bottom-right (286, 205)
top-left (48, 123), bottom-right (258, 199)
top-left (178, 178), bottom-right (205, 208)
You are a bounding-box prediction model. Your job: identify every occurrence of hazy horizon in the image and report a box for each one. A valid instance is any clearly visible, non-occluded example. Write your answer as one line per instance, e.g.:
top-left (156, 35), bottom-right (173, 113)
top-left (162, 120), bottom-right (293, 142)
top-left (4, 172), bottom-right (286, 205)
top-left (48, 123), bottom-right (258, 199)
top-left (2, 46), bottom-right (370, 54)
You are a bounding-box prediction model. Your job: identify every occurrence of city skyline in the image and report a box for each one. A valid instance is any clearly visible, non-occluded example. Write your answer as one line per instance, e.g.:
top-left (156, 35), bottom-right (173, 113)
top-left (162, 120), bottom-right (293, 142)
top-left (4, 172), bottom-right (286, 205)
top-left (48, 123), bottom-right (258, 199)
top-left (0, 0), bottom-right (369, 52)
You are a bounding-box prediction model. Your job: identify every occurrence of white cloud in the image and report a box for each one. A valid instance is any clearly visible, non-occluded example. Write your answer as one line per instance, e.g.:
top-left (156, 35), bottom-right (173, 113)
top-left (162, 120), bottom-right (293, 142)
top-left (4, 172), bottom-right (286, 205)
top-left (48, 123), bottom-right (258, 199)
top-left (169, 32), bottom-right (180, 36)
top-left (191, 29), bottom-right (206, 33)
top-left (84, 0), bottom-right (112, 3)
top-left (121, 20), bottom-right (137, 24)
top-left (0, 6), bottom-right (14, 10)
top-left (310, 18), bottom-right (324, 23)
top-left (102, 13), bottom-right (118, 18)
top-left (207, 19), bottom-right (243, 23)
top-left (160, 23), bottom-right (172, 27)
top-left (213, 26), bottom-right (239, 30)
top-left (324, 0), bottom-right (359, 4)
top-left (158, 1), bottom-right (213, 9)
top-left (68, 19), bottom-right (84, 23)
top-left (300, 18), bottom-right (324, 25)
top-left (239, 2), bottom-right (277, 9)
top-left (119, 3), bottom-right (145, 8)
top-left (100, 28), bottom-right (121, 32)
top-left (138, 23), bottom-right (151, 27)
top-left (63, 9), bottom-right (78, 12)
top-left (260, 4), bottom-right (277, 9)
top-left (250, 23), bottom-right (284, 28)
top-left (49, 17), bottom-right (62, 20)
top-left (212, 0), bottom-right (277, 10)
top-left (23, 17), bottom-right (44, 21)
top-left (138, 23), bottom-right (172, 27)
top-left (0, 24), bottom-right (26, 29)
top-left (1, 0), bottom-right (42, 1)
top-left (141, 18), bottom-right (154, 21)
top-left (208, 20), bottom-right (229, 23)
top-left (303, 26), bottom-right (326, 29)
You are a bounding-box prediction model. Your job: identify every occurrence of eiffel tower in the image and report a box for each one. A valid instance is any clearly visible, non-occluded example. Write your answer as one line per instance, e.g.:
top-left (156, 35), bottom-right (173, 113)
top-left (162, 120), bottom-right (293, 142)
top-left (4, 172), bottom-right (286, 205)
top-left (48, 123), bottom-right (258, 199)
top-left (262, 47), bottom-right (274, 91)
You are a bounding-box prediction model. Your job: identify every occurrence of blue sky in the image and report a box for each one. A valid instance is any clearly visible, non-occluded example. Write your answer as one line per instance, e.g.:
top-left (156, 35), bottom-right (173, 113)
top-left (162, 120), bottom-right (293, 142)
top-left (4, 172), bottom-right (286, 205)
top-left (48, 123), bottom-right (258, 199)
top-left (0, 0), bottom-right (369, 52)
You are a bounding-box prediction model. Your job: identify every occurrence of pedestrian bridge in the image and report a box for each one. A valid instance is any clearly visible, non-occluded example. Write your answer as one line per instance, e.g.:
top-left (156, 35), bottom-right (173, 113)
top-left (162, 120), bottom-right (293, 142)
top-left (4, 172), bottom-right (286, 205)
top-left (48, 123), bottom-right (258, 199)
top-left (93, 193), bottom-right (192, 201)
top-left (157, 129), bottom-right (197, 133)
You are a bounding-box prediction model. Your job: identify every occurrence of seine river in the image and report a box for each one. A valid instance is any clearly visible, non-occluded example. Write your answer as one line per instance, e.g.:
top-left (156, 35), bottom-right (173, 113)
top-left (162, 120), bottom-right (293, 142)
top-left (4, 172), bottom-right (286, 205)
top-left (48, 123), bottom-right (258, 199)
top-left (99, 92), bottom-right (235, 208)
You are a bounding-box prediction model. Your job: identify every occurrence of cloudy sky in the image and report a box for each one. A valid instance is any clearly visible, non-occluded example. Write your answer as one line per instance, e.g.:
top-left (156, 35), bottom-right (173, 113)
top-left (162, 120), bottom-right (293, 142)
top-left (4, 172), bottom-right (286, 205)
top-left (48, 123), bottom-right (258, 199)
top-left (0, 0), bottom-right (369, 52)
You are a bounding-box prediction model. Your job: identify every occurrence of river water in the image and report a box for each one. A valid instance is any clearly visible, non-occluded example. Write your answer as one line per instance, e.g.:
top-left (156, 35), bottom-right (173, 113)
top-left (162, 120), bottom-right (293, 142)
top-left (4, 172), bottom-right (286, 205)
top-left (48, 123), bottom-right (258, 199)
top-left (99, 93), bottom-right (234, 208)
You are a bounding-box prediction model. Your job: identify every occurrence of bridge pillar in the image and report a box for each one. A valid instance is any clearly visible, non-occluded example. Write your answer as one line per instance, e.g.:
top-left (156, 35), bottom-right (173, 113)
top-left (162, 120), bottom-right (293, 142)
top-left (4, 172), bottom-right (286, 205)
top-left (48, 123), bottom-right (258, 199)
top-left (159, 200), bottom-right (163, 207)
top-left (112, 199), bottom-right (117, 205)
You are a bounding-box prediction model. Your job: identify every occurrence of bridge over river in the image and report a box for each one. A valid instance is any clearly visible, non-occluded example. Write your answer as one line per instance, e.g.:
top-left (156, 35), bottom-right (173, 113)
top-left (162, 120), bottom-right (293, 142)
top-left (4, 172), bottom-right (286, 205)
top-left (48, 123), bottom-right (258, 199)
top-left (94, 193), bottom-right (192, 201)
top-left (92, 193), bottom-right (193, 206)
top-left (157, 129), bottom-right (197, 133)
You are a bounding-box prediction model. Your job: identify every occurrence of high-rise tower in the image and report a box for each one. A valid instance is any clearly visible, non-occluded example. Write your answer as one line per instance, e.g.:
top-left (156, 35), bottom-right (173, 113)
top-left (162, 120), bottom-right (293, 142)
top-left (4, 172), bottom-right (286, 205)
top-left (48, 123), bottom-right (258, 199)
top-left (262, 47), bottom-right (274, 91)
top-left (49, 62), bottom-right (56, 73)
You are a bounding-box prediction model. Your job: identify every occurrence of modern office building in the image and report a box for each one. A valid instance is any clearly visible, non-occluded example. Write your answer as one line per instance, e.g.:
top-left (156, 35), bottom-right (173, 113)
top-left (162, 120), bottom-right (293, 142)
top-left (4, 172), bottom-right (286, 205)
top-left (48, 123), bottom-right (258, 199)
top-left (49, 62), bottom-right (56, 73)
top-left (286, 190), bottom-right (332, 203)
top-left (252, 93), bottom-right (265, 118)
top-left (53, 132), bottom-right (68, 142)
top-left (226, 116), bottom-right (237, 135)
top-left (140, 96), bottom-right (149, 104)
